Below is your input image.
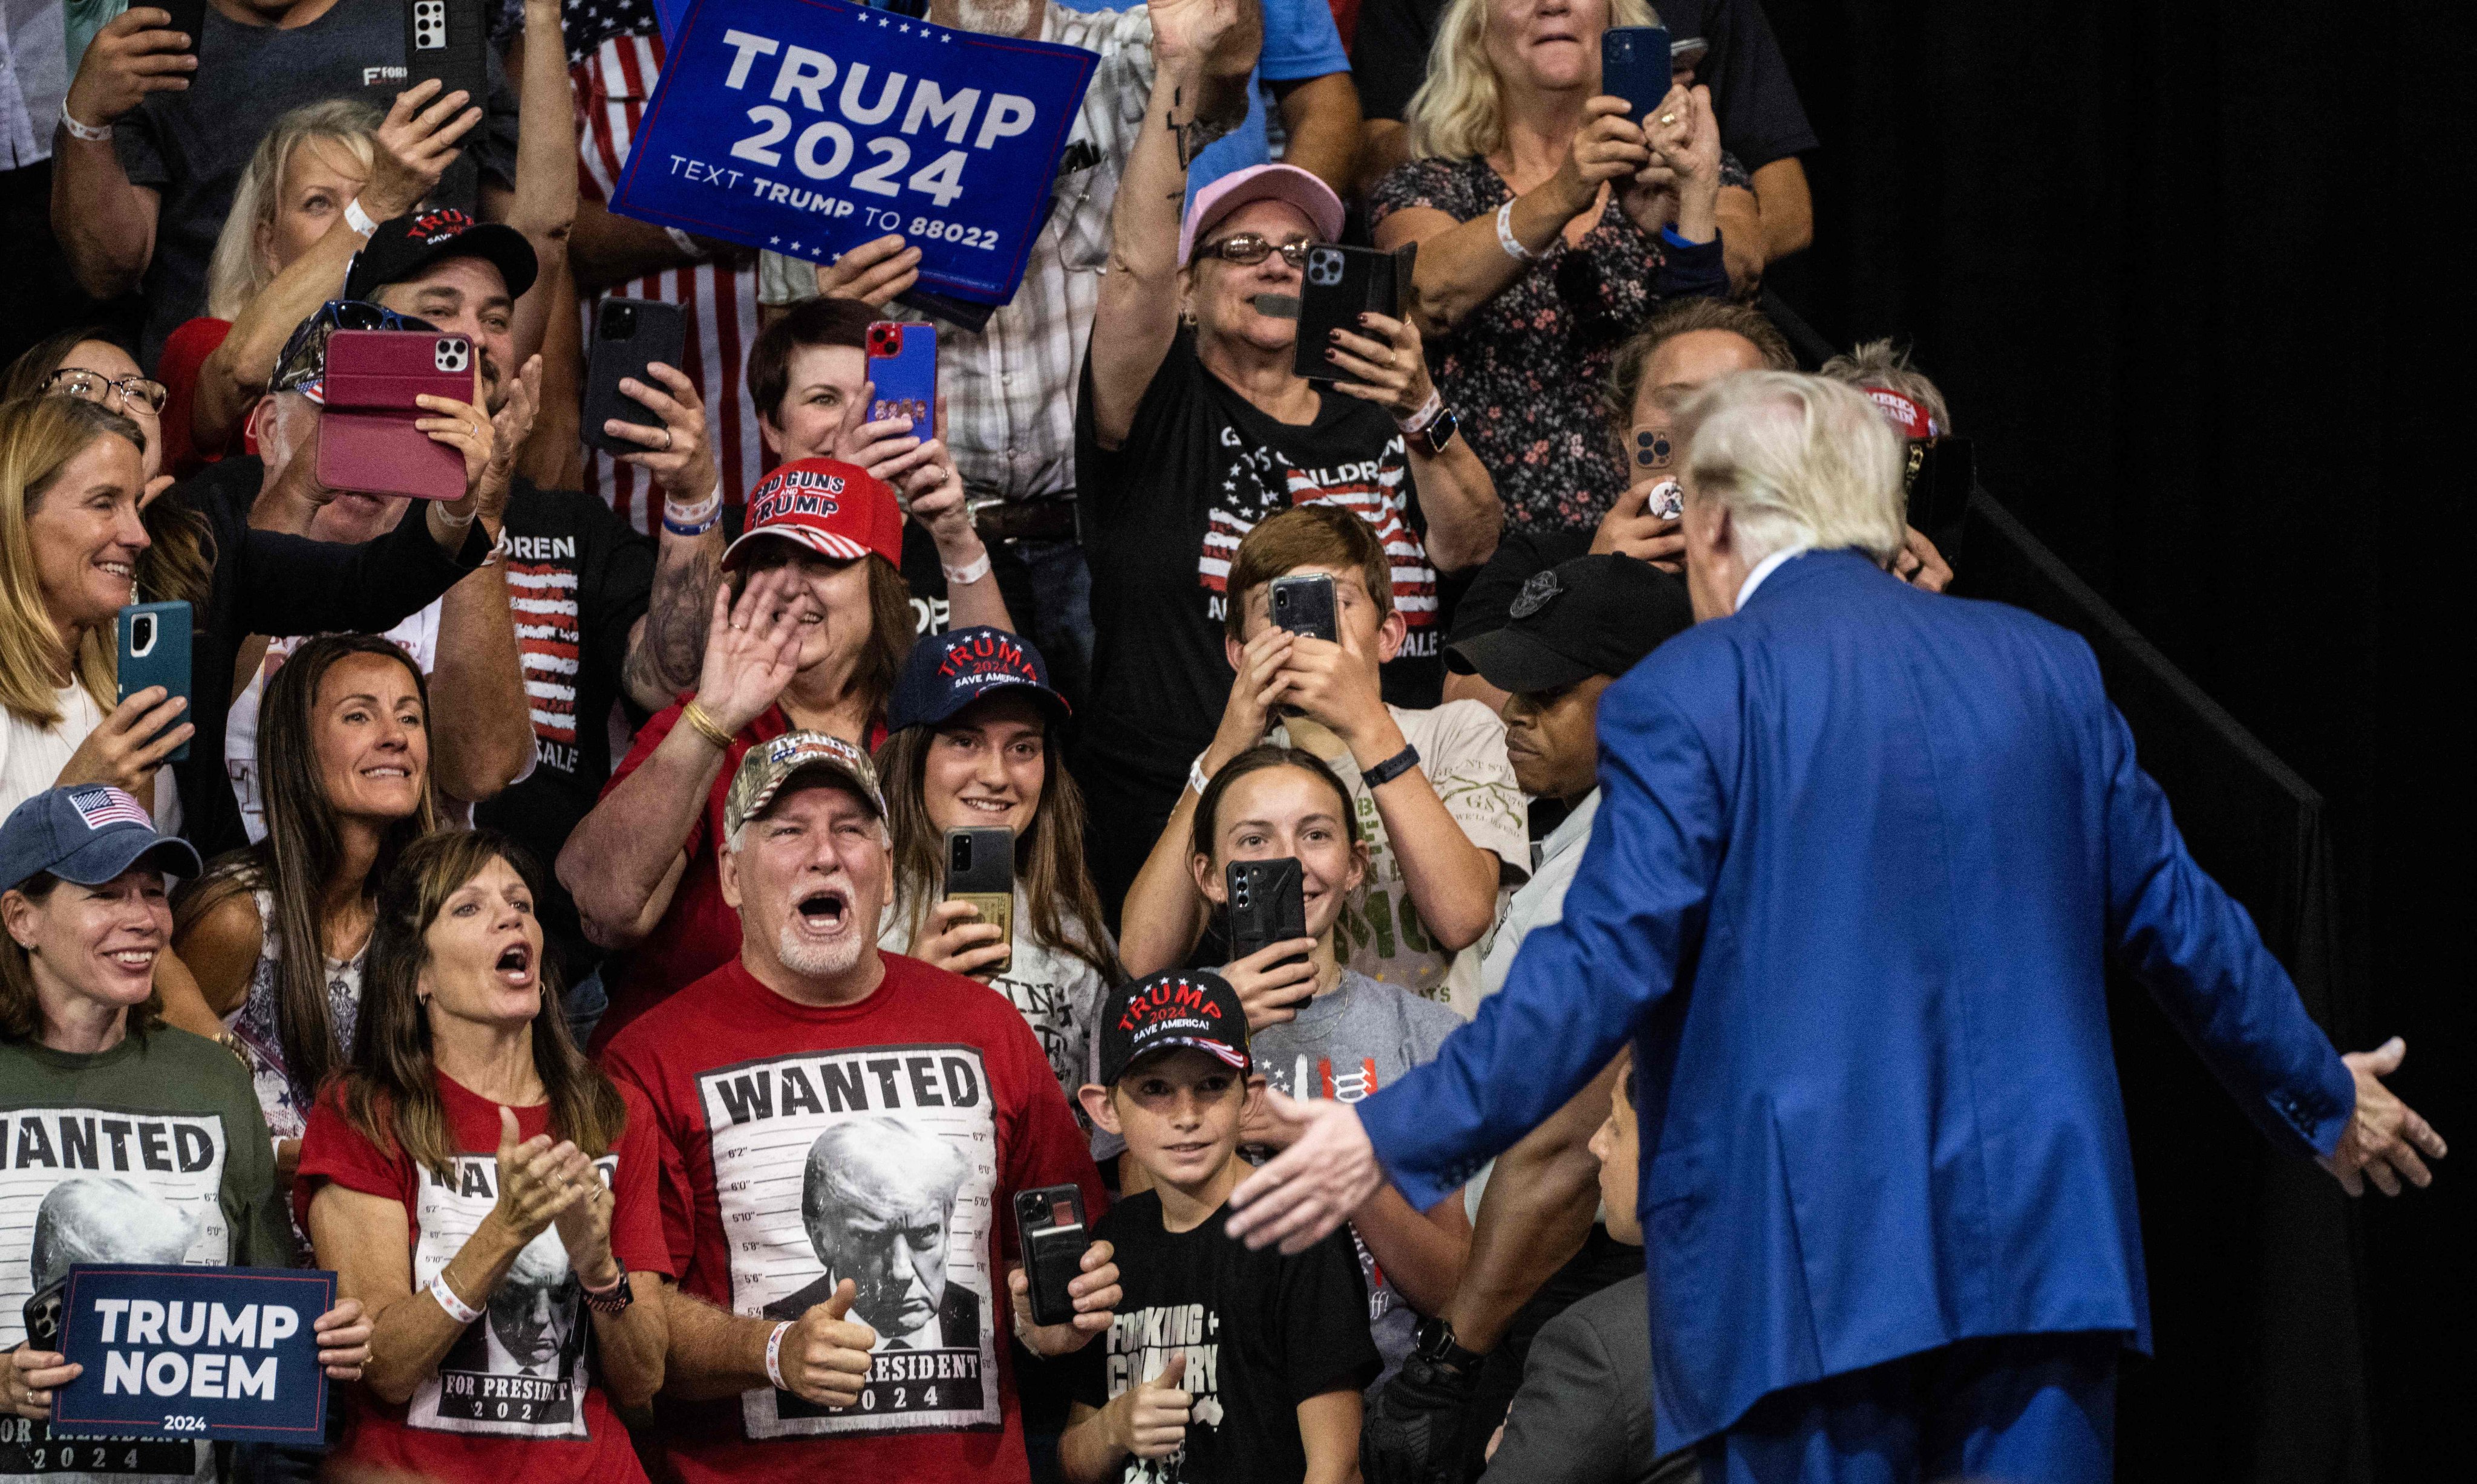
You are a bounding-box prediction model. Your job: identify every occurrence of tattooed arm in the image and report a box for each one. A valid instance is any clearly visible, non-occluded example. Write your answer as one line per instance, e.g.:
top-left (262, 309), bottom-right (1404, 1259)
top-left (1088, 0), bottom-right (1263, 449)
top-left (623, 527), bottom-right (722, 712)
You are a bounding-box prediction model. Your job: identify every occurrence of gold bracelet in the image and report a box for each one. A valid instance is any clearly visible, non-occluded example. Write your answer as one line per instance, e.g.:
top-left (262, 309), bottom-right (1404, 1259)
top-left (679, 700), bottom-right (736, 751)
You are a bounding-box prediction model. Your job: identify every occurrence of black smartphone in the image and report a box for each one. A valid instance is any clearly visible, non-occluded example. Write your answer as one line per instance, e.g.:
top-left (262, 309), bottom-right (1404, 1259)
top-left (157, 0), bottom-right (207, 65)
top-left (1013, 1185), bottom-right (1087, 1327)
top-left (1601, 25), bottom-right (1675, 125)
top-left (583, 298), bottom-right (687, 455)
top-left (943, 825), bottom-right (1015, 975)
top-left (20, 1280), bottom-right (64, 1352)
top-left (1291, 242), bottom-right (1417, 382)
top-left (1268, 572), bottom-right (1337, 643)
top-left (118, 600), bottom-right (192, 764)
top-left (1227, 857), bottom-right (1308, 972)
top-left (403, 0), bottom-right (490, 211)
top-left (1905, 435), bottom-right (1976, 545)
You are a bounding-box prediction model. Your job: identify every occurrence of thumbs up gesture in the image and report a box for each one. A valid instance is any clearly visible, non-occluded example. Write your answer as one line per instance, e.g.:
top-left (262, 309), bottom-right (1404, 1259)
top-left (1112, 1351), bottom-right (1193, 1461)
top-left (781, 1278), bottom-right (879, 1409)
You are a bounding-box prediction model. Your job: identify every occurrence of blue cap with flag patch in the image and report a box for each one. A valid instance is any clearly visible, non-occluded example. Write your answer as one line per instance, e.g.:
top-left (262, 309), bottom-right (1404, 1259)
top-left (0, 787), bottom-right (200, 895)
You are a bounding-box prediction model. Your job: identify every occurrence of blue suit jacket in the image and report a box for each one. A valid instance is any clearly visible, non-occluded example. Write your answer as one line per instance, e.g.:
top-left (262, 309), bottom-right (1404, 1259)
top-left (1359, 551), bottom-right (2357, 1448)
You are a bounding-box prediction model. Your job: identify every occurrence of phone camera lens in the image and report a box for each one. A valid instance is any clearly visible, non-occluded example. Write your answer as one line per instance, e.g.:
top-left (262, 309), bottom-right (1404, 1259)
top-left (953, 838), bottom-right (971, 871)
top-left (132, 615), bottom-right (153, 648)
top-left (604, 302), bottom-right (638, 338)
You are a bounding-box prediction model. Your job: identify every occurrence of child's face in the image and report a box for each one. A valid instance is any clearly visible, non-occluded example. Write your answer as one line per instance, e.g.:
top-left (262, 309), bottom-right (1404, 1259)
top-left (1082, 1049), bottom-right (1258, 1191)
top-left (1198, 764), bottom-right (1367, 943)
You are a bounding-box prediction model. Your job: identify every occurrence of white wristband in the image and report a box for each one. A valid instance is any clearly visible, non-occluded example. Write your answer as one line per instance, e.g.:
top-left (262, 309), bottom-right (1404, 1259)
top-left (1495, 198), bottom-right (1540, 263)
top-left (1397, 388), bottom-right (1445, 436)
top-left (941, 550), bottom-right (992, 586)
top-left (667, 227), bottom-right (710, 261)
top-left (765, 1321), bottom-right (794, 1391)
top-left (664, 490), bottom-right (722, 524)
top-left (59, 101), bottom-right (113, 143)
top-left (1189, 753), bottom-right (1213, 798)
top-left (432, 500), bottom-right (478, 530)
top-left (428, 1271), bottom-right (483, 1326)
top-left (344, 197), bottom-right (381, 238)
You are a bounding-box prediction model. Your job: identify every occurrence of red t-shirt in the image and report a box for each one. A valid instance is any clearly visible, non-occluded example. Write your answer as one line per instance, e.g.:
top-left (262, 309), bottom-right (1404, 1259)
top-left (601, 952), bottom-right (1109, 1484)
top-left (155, 316), bottom-right (256, 478)
top-left (294, 1072), bottom-right (673, 1483)
top-left (589, 698), bottom-right (883, 1053)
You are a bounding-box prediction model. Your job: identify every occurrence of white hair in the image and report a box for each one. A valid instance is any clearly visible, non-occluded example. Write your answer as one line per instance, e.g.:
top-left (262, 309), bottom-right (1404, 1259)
top-left (1673, 371), bottom-right (1908, 565)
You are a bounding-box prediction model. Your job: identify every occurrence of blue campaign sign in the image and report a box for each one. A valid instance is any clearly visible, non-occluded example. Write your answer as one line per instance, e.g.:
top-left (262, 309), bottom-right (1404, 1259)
top-left (51, 1265), bottom-right (335, 1445)
top-left (613, 0), bottom-right (1100, 306)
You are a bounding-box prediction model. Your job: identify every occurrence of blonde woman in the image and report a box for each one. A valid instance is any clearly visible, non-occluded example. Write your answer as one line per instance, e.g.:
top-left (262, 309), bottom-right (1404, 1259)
top-left (1371, 0), bottom-right (1738, 534)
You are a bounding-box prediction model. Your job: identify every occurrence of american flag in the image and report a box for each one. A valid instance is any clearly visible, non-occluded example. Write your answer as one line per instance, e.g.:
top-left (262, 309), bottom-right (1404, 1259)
top-left (67, 787), bottom-right (152, 830)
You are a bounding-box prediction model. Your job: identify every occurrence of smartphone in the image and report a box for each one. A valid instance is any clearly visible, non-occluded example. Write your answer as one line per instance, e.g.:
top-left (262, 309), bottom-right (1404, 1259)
top-left (1268, 572), bottom-right (1337, 643)
top-left (583, 298), bottom-right (687, 455)
top-left (866, 321), bottom-right (938, 428)
top-left (158, 0), bottom-right (208, 64)
top-left (21, 1280), bottom-right (64, 1352)
top-left (1291, 242), bottom-right (1417, 382)
top-left (943, 825), bottom-right (1014, 975)
top-left (403, 0), bottom-right (490, 211)
top-left (315, 329), bottom-right (476, 501)
top-left (117, 600), bottom-right (192, 764)
top-left (1013, 1185), bottom-right (1087, 1328)
top-left (1601, 25), bottom-right (1675, 125)
top-left (1227, 857), bottom-right (1308, 974)
top-left (1905, 434), bottom-right (1976, 542)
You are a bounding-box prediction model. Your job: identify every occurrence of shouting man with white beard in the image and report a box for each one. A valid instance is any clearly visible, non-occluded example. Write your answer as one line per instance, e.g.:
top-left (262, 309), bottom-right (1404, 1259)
top-left (602, 732), bottom-right (1120, 1484)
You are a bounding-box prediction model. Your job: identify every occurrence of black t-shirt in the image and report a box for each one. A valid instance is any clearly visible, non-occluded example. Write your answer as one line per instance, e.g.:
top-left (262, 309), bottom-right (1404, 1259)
top-left (1352, 0), bottom-right (1819, 171)
top-left (1071, 1191), bottom-right (1379, 1483)
top-left (473, 483), bottom-right (652, 981)
top-left (118, 0), bottom-right (521, 364)
top-left (1077, 328), bottom-right (1444, 789)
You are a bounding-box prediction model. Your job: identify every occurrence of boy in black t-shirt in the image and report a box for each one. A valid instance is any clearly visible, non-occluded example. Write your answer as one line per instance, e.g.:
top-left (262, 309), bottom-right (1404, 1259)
top-left (1062, 972), bottom-right (1377, 1484)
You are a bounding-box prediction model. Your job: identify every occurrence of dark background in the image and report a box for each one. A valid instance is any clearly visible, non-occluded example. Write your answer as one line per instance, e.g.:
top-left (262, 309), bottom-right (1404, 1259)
top-left (1755, 2), bottom-right (2470, 1477)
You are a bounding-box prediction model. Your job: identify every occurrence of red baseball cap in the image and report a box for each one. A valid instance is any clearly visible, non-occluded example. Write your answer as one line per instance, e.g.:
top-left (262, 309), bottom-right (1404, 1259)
top-left (722, 459), bottom-right (904, 570)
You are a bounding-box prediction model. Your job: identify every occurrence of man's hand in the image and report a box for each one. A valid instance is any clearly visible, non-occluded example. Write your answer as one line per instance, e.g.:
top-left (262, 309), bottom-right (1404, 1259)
top-left (1008, 1239), bottom-right (1122, 1356)
top-left (1226, 1090), bottom-right (1384, 1252)
top-left (1221, 937), bottom-right (1319, 1032)
top-left (913, 898), bottom-right (1009, 980)
top-left (693, 566), bottom-right (805, 734)
top-left (2320, 1038), bottom-right (2447, 1197)
top-left (472, 354), bottom-right (544, 532)
top-left (366, 79), bottom-right (483, 220)
top-left (1109, 1351), bottom-right (1193, 1460)
top-left (1207, 626), bottom-right (1296, 771)
top-left (782, 1280), bottom-right (878, 1408)
top-left (1146, 0), bottom-right (1249, 73)
top-left (602, 360), bottom-right (717, 504)
top-left (1891, 525), bottom-right (1951, 593)
top-left (1591, 478), bottom-right (1686, 572)
top-left (416, 389), bottom-right (500, 515)
top-left (1271, 633), bottom-right (1392, 749)
top-left (63, 9), bottom-right (193, 129)
top-left (814, 235), bottom-right (921, 306)
top-left (1361, 1352), bottom-right (1480, 1484)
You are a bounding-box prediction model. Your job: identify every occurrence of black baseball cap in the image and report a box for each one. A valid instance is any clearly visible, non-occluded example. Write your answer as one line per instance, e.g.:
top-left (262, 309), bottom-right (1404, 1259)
top-left (344, 207), bottom-right (539, 304)
top-left (0, 787), bottom-right (200, 895)
top-left (888, 625), bottom-right (1071, 734)
top-left (1095, 971), bottom-right (1251, 1086)
top-left (1447, 555), bottom-right (1695, 693)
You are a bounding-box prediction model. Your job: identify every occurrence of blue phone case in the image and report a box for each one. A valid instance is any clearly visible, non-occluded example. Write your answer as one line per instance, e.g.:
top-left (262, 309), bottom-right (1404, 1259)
top-left (117, 601), bottom-right (192, 764)
top-left (1601, 25), bottom-right (1674, 126)
top-left (866, 321), bottom-right (939, 431)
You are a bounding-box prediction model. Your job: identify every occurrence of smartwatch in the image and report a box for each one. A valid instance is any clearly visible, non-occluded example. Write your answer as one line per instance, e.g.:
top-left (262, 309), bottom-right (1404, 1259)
top-left (1411, 403), bottom-right (1460, 458)
top-left (580, 1270), bottom-right (636, 1316)
top-left (1412, 1314), bottom-right (1485, 1373)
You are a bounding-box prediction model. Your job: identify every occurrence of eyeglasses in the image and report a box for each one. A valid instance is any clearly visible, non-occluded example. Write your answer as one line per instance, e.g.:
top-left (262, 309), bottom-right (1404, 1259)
top-left (1196, 233), bottom-right (1317, 268)
top-left (45, 368), bottom-right (169, 415)
top-left (271, 300), bottom-right (436, 395)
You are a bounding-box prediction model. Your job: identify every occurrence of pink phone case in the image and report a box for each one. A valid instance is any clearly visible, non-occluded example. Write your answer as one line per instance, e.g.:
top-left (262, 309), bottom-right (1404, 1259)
top-left (313, 330), bottom-right (477, 501)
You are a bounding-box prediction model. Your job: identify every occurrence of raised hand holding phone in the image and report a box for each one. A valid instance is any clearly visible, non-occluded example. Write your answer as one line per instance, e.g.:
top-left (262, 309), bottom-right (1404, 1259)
top-left (63, 10), bottom-right (197, 131)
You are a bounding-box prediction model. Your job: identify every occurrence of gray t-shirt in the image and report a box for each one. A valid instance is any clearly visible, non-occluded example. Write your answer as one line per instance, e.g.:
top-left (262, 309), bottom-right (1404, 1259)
top-left (114, 0), bottom-right (520, 363)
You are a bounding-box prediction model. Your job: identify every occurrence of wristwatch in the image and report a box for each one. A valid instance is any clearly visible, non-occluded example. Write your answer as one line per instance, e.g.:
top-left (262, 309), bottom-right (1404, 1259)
top-left (1409, 403), bottom-right (1460, 458)
top-left (580, 1270), bottom-right (635, 1317)
top-left (1411, 1314), bottom-right (1486, 1373)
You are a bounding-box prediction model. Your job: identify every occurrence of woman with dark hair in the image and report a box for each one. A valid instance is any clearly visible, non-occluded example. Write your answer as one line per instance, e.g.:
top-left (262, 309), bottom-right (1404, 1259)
top-left (0, 786), bottom-right (371, 1468)
top-left (299, 829), bottom-right (670, 1479)
top-left (175, 635), bottom-right (440, 1193)
top-left (872, 626), bottom-right (1120, 1108)
top-left (2, 329), bottom-right (495, 861)
top-left (561, 459), bottom-right (915, 1049)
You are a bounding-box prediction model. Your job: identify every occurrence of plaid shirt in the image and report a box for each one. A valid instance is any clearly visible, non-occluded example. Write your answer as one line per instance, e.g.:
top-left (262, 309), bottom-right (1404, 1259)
top-left (757, 3), bottom-right (1155, 505)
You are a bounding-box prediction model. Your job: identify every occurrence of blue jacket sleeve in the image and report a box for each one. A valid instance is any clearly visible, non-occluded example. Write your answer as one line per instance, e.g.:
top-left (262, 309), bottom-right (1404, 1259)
top-left (2098, 698), bottom-right (2357, 1158)
top-left (1359, 674), bottom-right (1726, 1209)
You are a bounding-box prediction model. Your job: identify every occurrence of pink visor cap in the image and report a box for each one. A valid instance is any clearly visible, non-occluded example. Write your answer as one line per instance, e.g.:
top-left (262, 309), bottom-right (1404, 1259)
top-left (1178, 163), bottom-right (1348, 267)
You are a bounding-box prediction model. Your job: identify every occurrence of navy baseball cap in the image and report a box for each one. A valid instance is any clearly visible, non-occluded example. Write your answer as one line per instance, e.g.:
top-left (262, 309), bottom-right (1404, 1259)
top-left (888, 626), bottom-right (1071, 734)
top-left (0, 787), bottom-right (200, 895)
top-left (1095, 971), bottom-right (1251, 1086)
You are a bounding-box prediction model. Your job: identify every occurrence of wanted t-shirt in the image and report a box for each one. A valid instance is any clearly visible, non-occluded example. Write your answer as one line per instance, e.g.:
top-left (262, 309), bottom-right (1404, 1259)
top-left (292, 1073), bottom-right (671, 1483)
top-left (1078, 327), bottom-right (1444, 803)
top-left (474, 483), bottom-right (656, 985)
top-left (600, 954), bottom-right (1108, 1484)
top-left (0, 1029), bottom-right (289, 1484)
top-left (1069, 1191), bottom-right (1378, 1483)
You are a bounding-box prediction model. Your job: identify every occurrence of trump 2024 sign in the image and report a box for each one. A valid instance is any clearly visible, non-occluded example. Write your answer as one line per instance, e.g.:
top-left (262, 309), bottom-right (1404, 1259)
top-left (52, 1266), bottom-right (335, 1445)
top-left (613, 0), bottom-right (1099, 305)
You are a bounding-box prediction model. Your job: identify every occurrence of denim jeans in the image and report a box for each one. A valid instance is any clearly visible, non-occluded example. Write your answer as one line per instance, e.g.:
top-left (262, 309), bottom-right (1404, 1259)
top-left (1013, 535), bottom-right (1093, 715)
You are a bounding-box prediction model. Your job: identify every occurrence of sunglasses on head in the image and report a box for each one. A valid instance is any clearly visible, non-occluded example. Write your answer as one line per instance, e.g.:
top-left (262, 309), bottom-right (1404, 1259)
top-left (270, 300), bottom-right (437, 395)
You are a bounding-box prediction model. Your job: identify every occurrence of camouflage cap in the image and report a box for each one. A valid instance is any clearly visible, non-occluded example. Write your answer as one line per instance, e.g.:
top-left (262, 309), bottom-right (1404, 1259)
top-left (722, 731), bottom-right (886, 840)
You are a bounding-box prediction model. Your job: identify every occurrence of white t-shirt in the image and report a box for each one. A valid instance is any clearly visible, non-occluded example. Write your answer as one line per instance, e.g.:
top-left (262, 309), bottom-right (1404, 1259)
top-left (878, 885), bottom-right (1112, 1115)
top-left (1268, 701), bottom-right (1529, 1008)
top-left (224, 603), bottom-right (443, 842)
top-left (0, 682), bottom-right (181, 833)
